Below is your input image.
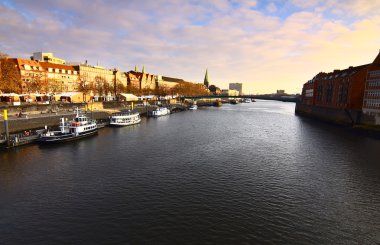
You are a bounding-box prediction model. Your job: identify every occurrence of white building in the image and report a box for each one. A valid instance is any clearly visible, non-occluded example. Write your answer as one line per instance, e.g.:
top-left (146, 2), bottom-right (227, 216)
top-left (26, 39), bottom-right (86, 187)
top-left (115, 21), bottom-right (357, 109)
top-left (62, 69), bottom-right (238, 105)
top-left (31, 52), bottom-right (66, 65)
top-left (229, 83), bottom-right (243, 95)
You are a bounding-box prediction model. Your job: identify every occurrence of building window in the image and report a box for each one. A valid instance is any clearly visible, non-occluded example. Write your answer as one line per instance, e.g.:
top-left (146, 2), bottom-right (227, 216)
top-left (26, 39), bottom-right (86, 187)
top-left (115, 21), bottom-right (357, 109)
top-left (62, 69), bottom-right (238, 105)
top-left (369, 70), bottom-right (380, 78)
top-left (317, 84), bottom-right (323, 101)
top-left (338, 82), bottom-right (348, 104)
top-left (325, 81), bottom-right (334, 103)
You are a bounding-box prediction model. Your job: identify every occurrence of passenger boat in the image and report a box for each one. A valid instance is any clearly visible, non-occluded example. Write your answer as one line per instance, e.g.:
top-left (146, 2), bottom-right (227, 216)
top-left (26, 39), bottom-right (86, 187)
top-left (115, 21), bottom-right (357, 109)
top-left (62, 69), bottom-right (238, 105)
top-left (189, 104), bottom-right (198, 110)
top-left (110, 110), bottom-right (141, 126)
top-left (244, 98), bottom-right (251, 103)
top-left (151, 107), bottom-right (170, 117)
top-left (38, 109), bottom-right (97, 143)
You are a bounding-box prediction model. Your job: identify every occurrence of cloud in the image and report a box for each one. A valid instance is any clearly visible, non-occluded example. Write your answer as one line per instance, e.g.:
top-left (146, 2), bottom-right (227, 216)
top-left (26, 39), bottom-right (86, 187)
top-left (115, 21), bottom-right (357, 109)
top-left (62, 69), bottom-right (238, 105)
top-left (290, 0), bottom-right (320, 9)
top-left (1, 0), bottom-right (380, 94)
top-left (266, 2), bottom-right (277, 13)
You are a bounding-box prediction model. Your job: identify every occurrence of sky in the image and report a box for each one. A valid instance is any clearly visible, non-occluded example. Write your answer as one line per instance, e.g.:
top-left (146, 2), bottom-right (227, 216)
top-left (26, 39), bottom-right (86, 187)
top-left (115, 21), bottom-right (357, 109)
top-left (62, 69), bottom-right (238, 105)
top-left (1, 0), bottom-right (380, 94)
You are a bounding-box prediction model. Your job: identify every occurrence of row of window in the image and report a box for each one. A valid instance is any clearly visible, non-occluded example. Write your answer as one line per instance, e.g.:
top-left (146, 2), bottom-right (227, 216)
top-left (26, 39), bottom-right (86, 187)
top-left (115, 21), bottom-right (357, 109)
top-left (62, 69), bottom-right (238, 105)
top-left (24, 65), bottom-right (42, 71)
top-left (84, 125), bottom-right (96, 131)
top-left (364, 99), bottom-right (380, 108)
top-left (365, 90), bottom-right (380, 97)
top-left (369, 70), bottom-right (380, 77)
top-left (47, 74), bottom-right (77, 79)
top-left (367, 79), bottom-right (380, 87)
top-left (47, 68), bottom-right (77, 75)
top-left (82, 67), bottom-right (113, 75)
top-left (322, 72), bottom-right (356, 80)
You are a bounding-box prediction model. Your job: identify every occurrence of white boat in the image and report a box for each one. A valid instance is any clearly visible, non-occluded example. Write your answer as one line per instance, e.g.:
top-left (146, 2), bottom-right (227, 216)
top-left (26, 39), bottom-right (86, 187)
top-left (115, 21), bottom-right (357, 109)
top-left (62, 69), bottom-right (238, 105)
top-left (244, 98), bottom-right (251, 103)
top-left (38, 108), bottom-right (97, 143)
top-left (110, 110), bottom-right (141, 126)
top-left (189, 104), bottom-right (198, 110)
top-left (151, 107), bottom-right (170, 117)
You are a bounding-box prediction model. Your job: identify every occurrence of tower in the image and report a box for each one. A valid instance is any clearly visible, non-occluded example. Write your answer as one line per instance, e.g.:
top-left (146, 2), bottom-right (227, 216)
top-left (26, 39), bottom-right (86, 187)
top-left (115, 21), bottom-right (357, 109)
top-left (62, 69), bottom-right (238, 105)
top-left (142, 65), bottom-right (145, 74)
top-left (134, 65), bottom-right (138, 72)
top-left (204, 68), bottom-right (209, 88)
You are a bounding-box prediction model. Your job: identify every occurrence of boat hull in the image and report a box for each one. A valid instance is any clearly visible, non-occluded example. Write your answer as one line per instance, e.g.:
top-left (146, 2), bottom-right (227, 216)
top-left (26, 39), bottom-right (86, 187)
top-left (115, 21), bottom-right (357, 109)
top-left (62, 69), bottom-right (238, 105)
top-left (38, 129), bottom-right (98, 144)
top-left (109, 118), bottom-right (141, 127)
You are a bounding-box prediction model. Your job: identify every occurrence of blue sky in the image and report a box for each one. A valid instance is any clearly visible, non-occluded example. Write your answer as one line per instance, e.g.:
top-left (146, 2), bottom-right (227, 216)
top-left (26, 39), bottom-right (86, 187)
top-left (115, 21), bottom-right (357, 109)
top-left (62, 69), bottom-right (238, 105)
top-left (1, 0), bottom-right (380, 93)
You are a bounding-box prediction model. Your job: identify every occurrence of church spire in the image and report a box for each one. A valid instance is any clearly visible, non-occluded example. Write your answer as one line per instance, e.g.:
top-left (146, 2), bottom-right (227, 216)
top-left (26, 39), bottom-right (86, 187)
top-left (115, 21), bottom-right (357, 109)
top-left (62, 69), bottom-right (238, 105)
top-left (142, 65), bottom-right (145, 74)
top-left (134, 65), bottom-right (138, 72)
top-left (204, 68), bottom-right (209, 88)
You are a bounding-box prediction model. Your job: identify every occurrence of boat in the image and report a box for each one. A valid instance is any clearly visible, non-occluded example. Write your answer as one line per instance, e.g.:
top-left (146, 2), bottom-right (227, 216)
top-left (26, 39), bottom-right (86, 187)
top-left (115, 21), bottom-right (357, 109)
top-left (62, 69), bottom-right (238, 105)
top-left (151, 107), bottom-right (170, 117)
top-left (110, 110), bottom-right (141, 126)
top-left (244, 98), bottom-right (251, 103)
top-left (213, 100), bottom-right (222, 107)
top-left (38, 108), bottom-right (97, 143)
top-left (189, 104), bottom-right (198, 110)
top-left (230, 99), bottom-right (239, 104)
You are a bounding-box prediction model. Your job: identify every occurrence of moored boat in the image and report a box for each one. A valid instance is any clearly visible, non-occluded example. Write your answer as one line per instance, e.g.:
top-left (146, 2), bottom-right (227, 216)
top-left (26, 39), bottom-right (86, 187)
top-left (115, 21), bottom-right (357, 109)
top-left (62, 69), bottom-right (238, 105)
top-left (152, 107), bottom-right (170, 117)
top-left (244, 98), bottom-right (251, 103)
top-left (189, 104), bottom-right (198, 110)
top-left (38, 109), bottom-right (97, 143)
top-left (230, 99), bottom-right (239, 104)
top-left (110, 110), bottom-right (141, 126)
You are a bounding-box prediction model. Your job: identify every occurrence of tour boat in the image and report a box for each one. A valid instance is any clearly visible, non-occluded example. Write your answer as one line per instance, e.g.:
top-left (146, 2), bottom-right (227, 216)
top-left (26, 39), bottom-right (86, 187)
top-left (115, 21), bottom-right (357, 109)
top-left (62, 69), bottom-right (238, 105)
top-left (38, 108), bottom-right (97, 143)
top-left (151, 107), bottom-right (170, 117)
top-left (189, 104), bottom-right (198, 110)
top-left (110, 110), bottom-right (141, 126)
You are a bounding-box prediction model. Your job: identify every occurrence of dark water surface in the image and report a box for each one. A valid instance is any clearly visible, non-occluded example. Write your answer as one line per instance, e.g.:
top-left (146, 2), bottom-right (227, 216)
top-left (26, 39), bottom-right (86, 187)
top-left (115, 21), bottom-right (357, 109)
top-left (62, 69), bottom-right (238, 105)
top-left (1, 100), bottom-right (380, 244)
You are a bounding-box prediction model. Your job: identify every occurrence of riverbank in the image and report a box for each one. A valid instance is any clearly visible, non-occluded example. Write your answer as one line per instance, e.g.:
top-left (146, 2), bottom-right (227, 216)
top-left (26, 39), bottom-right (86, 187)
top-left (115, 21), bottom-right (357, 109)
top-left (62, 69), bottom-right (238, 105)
top-left (0, 101), bottom-right (190, 148)
top-left (295, 102), bottom-right (380, 138)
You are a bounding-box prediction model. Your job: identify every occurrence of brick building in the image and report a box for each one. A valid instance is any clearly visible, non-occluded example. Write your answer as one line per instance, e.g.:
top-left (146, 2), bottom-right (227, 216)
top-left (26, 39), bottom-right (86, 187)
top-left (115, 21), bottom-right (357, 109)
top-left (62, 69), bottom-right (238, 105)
top-left (362, 51), bottom-right (380, 124)
top-left (298, 50), bottom-right (380, 125)
top-left (8, 58), bottom-right (48, 93)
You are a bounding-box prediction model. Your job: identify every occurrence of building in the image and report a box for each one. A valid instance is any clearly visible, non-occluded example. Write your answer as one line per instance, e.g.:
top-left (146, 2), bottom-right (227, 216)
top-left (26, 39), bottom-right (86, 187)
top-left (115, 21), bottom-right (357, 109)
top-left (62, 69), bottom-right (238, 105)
top-left (161, 76), bottom-right (182, 90)
top-left (221, 89), bottom-right (239, 96)
top-left (362, 51), bottom-right (380, 124)
top-left (300, 65), bottom-right (369, 110)
top-left (8, 58), bottom-right (48, 93)
top-left (39, 62), bottom-right (79, 93)
top-left (126, 71), bottom-right (141, 90)
top-left (126, 70), bottom-right (156, 91)
top-left (114, 69), bottom-right (128, 92)
top-left (296, 52), bottom-right (380, 125)
top-left (276, 90), bottom-right (285, 96)
top-left (74, 63), bottom-right (116, 100)
top-left (204, 68), bottom-right (209, 88)
top-left (229, 83), bottom-right (243, 95)
top-left (31, 52), bottom-right (66, 64)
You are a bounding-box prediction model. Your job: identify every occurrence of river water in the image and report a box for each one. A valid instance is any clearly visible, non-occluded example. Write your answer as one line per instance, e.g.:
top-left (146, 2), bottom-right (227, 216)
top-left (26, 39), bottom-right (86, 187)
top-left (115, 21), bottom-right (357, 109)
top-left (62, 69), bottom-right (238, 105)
top-left (1, 100), bottom-right (380, 244)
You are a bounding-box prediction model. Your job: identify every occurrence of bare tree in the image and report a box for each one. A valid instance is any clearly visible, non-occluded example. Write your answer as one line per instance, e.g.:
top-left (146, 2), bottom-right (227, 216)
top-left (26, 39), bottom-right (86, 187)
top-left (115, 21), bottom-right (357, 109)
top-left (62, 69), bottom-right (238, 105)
top-left (78, 74), bottom-right (92, 101)
top-left (94, 76), bottom-right (106, 99)
top-left (0, 56), bottom-right (22, 93)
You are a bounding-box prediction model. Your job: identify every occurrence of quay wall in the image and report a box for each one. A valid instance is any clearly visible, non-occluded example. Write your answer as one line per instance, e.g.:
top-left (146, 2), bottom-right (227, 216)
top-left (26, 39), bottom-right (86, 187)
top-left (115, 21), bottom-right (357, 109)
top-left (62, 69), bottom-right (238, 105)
top-left (0, 111), bottom-right (110, 134)
top-left (295, 103), bottom-right (361, 125)
top-left (295, 102), bottom-right (380, 128)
